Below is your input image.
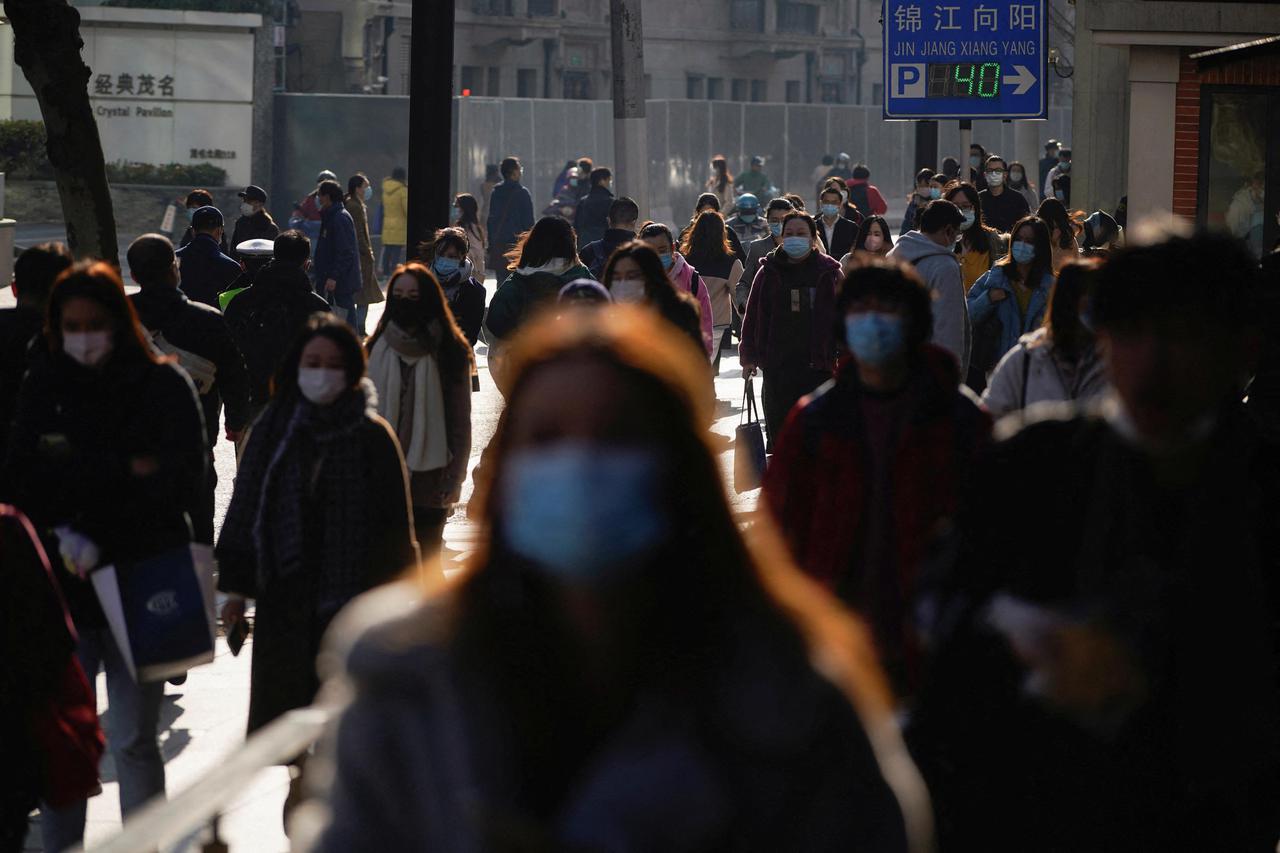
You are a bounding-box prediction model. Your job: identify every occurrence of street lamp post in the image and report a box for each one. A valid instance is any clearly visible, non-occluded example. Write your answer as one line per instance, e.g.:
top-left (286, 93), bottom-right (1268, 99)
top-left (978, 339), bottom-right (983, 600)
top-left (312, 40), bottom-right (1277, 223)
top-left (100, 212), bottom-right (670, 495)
top-left (610, 0), bottom-right (648, 218)
top-left (406, 0), bottom-right (455, 260)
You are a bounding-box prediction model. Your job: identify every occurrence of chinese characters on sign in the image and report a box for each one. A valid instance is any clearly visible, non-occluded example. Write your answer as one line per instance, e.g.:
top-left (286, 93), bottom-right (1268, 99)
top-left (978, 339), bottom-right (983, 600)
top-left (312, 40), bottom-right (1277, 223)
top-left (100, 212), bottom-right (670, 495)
top-left (891, 3), bottom-right (1038, 33)
top-left (884, 0), bottom-right (1046, 119)
top-left (93, 73), bottom-right (175, 98)
top-left (190, 149), bottom-right (237, 160)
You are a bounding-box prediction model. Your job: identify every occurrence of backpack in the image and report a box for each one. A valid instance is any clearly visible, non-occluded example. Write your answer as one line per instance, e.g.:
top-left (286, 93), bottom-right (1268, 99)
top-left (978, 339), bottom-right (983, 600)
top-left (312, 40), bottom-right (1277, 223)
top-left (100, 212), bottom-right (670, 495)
top-left (149, 329), bottom-right (217, 396)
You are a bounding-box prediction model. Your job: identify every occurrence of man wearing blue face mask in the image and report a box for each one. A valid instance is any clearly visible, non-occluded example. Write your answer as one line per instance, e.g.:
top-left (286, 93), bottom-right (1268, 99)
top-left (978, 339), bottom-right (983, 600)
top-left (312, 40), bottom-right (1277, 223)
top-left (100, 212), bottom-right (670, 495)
top-left (763, 258), bottom-right (990, 694)
top-left (816, 186), bottom-right (857, 260)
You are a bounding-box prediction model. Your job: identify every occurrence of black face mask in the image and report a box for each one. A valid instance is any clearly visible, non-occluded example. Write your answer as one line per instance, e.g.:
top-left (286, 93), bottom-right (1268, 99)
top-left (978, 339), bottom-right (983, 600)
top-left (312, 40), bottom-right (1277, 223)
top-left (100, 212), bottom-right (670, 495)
top-left (387, 297), bottom-right (418, 328)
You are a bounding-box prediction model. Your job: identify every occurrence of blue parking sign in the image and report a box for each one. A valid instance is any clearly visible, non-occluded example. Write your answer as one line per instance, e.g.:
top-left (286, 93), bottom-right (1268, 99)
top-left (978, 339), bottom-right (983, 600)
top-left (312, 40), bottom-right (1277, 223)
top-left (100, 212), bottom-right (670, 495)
top-left (883, 0), bottom-right (1047, 120)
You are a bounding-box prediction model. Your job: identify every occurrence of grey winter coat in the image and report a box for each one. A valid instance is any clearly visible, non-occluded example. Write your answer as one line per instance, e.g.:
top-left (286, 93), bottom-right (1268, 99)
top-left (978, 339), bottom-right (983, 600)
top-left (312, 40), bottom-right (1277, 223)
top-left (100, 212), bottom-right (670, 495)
top-left (981, 328), bottom-right (1108, 418)
top-left (887, 231), bottom-right (971, 378)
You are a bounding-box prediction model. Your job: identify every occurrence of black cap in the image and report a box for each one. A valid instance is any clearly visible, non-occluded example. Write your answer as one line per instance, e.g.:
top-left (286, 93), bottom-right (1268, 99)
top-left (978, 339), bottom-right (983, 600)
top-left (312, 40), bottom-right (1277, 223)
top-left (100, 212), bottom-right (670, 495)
top-left (237, 185), bottom-right (267, 203)
top-left (191, 206), bottom-right (224, 230)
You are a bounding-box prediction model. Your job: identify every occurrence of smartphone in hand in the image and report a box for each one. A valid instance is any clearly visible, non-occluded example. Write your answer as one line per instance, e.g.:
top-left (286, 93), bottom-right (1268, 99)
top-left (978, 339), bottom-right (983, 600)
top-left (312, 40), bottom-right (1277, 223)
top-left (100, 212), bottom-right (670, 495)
top-left (227, 617), bottom-right (250, 656)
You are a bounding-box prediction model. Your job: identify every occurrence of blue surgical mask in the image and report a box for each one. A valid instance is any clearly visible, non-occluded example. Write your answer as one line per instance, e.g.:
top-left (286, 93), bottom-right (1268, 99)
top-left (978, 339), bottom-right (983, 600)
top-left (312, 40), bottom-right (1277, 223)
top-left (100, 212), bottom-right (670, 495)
top-left (1011, 240), bottom-right (1036, 264)
top-left (961, 210), bottom-right (977, 230)
top-left (363, 184), bottom-right (373, 202)
top-left (782, 236), bottom-right (811, 258)
top-left (434, 256), bottom-right (461, 278)
top-left (659, 252), bottom-right (674, 270)
top-left (500, 443), bottom-right (668, 583)
top-left (769, 222), bottom-right (783, 238)
top-left (821, 204), bottom-right (840, 217)
top-left (452, 206), bottom-right (462, 221)
top-left (969, 155), bottom-right (981, 169)
top-left (845, 312), bottom-right (907, 367)
top-left (929, 187), bottom-right (942, 200)
top-left (1054, 190), bottom-right (1066, 201)
top-left (1060, 161), bottom-right (1072, 173)
top-left (740, 212), bottom-right (758, 223)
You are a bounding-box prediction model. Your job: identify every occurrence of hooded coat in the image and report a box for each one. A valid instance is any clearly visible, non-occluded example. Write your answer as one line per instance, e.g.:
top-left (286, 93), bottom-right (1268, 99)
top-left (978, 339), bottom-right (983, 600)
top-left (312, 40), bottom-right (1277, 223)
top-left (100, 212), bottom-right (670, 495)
top-left (380, 178), bottom-right (408, 247)
top-left (666, 252), bottom-right (715, 358)
top-left (981, 328), bottom-right (1108, 418)
top-left (739, 249), bottom-right (841, 373)
top-left (887, 232), bottom-right (971, 378)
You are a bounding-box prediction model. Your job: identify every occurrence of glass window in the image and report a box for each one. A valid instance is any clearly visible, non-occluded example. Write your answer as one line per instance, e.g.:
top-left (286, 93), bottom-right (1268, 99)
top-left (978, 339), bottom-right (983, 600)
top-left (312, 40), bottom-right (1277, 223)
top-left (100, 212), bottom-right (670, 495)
top-left (732, 78), bottom-right (749, 102)
top-left (527, 0), bottom-right (555, 14)
top-left (751, 79), bottom-right (767, 102)
top-left (707, 78), bottom-right (723, 100)
top-left (687, 75), bottom-right (704, 100)
top-left (487, 67), bottom-right (501, 97)
top-left (1200, 89), bottom-right (1271, 258)
top-left (730, 0), bottom-right (764, 32)
top-left (563, 71), bottom-right (592, 100)
top-left (785, 80), bottom-right (802, 103)
top-left (517, 68), bottom-right (537, 98)
top-left (472, 0), bottom-right (512, 14)
top-left (820, 81), bottom-right (843, 104)
top-left (461, 66), bottom-right (483, 96)
top-left (778, 2), bottom-right (818, 35)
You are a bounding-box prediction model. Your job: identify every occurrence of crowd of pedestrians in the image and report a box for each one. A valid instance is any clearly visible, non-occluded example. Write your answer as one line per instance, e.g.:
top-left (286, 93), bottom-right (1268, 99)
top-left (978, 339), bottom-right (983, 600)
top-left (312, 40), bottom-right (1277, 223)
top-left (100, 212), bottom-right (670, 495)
top-left (1, 139), bottom-right (1278, 853)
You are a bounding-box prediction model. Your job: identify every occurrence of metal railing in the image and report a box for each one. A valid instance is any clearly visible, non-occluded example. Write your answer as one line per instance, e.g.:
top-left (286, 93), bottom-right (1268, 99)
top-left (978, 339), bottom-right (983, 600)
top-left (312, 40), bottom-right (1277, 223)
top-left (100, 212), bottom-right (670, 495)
top-left (71, 707), bottom-right (330, 853)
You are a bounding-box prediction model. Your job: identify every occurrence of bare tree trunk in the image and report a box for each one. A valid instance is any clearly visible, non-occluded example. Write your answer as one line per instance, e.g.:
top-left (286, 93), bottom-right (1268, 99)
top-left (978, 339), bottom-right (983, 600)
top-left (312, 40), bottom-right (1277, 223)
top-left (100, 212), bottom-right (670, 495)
top-left (4, 0), bottom-right (118, 264)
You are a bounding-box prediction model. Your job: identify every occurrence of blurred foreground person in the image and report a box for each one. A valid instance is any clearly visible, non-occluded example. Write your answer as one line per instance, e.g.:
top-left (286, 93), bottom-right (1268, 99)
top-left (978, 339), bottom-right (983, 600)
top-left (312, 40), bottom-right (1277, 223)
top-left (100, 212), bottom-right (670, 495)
top-left (910, 229), bottom-right (1280, 850)
top-left (299, 308), bottom-right (932, 853)
top-left (982, 259), bottom-right (1107, 418)
top-left (367, 263), bottom-right (473, 553)
top-left (217, 316), bottom-right (418, 739)
top-left (2, 263), bottom-right (206, 852)
top-left (764, 260), bottom-right (990, 694)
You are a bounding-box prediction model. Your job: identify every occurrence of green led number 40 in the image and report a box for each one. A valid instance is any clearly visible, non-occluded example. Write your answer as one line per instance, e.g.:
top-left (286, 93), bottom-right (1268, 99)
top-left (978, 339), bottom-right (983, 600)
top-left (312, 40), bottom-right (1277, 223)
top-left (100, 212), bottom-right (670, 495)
top-left (927, 63), bottom-right (1001, 99)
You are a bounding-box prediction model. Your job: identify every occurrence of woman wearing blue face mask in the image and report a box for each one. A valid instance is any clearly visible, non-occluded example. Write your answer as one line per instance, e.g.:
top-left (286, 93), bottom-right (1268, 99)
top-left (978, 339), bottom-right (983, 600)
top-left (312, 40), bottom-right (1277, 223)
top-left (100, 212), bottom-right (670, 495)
top-left (366, 262), bottom-right (475, 551)
top-left (345, 173), bottom-right (383, 338)
top-left (303, 307), bottom-right (933, 853)
top-left (740, 211), bottom-right (842, 446)
top-left (763, 258), bottom-right (991, 695)
top-left (966, 215), bottom-right (1056, 384)
top-left (216, 314), bottom-right (417, 814)
top-left (639, 222), bottom-right (715, 358)
top-left (419, 227), bottom-right (486, 347)
top-left (452, 193), bottom-right (487, 279)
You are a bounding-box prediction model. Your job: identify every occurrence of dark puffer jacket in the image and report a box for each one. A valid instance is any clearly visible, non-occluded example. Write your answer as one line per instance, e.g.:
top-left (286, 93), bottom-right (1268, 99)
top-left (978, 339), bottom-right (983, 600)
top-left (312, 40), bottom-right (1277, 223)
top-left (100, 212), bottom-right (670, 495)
top-left (223, 262), bottom-right (332, 408)
top-left (0, 352), bottom-right (206, 627)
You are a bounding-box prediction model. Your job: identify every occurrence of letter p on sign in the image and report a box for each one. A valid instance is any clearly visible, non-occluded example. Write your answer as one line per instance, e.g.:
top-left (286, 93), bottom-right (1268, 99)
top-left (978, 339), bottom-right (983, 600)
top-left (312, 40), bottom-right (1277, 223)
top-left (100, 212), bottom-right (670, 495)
top-left (892, 64), bottom-right (925, 99)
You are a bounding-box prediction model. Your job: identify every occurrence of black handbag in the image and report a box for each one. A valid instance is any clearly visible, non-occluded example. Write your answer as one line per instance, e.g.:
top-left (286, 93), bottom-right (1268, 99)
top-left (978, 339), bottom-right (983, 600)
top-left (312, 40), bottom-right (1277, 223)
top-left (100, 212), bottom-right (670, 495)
top-left (734, 379), bottom-right (767, 493)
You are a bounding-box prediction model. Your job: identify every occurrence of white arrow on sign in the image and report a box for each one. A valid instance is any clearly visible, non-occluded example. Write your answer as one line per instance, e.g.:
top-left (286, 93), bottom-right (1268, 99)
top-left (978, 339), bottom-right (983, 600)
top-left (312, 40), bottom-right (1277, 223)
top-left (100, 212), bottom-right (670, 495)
top-left (1006, 65), bottom-right (1036, 96)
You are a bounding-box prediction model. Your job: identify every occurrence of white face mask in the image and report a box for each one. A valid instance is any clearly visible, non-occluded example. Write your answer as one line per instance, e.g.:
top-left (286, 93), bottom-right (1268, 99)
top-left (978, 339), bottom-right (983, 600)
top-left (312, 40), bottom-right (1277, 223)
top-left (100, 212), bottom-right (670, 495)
top-left (297, 367), bottom-right (349, 405)
top-left (864, 235), bottom-right (884, 252)
top-left (240, 202), bottom-right (255, 217)
top-left (611, 277), bottom-right (646, 304)
top-left (62, 331), bottom-right (113, 368)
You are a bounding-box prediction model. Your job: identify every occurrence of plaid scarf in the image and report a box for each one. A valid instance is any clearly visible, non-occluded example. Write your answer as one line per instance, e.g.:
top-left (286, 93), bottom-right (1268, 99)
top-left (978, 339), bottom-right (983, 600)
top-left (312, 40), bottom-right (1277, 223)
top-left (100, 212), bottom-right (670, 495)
top-left (223, 380), bottom-right (376, 613)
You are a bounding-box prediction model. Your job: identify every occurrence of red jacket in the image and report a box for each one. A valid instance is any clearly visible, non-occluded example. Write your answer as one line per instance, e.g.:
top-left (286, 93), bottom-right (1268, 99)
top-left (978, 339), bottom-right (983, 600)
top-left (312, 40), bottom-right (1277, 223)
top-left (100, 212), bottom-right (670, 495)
top-left (845, 178), bottom-right (889, 217)
top-left (763, 348), bottom-right (991, 687)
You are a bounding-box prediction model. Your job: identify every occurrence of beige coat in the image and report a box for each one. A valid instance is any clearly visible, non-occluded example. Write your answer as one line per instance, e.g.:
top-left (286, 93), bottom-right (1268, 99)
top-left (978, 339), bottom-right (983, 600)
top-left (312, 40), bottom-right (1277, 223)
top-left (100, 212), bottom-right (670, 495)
top-left (347, 193), bottom-right (384, 304)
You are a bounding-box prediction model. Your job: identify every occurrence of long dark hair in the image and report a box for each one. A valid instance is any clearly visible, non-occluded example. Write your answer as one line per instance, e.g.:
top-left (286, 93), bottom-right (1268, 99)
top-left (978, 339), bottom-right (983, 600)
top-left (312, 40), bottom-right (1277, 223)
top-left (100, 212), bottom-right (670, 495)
top-left (996, 215), bottom-right (1054, 288)
top-left (1035, 197), bottom-right (1078, 250)
top-left (272, 314), bottom-right (366, 401)
top-left (367, 262), bottom-right (474, 378)
top-left (945, 181), bottom-right (998, 254)
top-left (680, 210), bottom-right (734, 261)
top-left (1043, 258), bottom-right (1101, 358)
top-left (854, 216), bottom-right (894, 253)
top-left (47, 262), bottom-right (159, 366)
top-left (453, 307), bottom-right (905, 820)
top-left (603, 241), bottom-right (686, 308)
top-left (455, 193), bottom-right (481, 228)
top-left (711, 156), bottom-right (732, 193)
top-left (505, 216), bottom-right (580, 272)
top-left (1006, 161), bottom-right (1031, 190)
